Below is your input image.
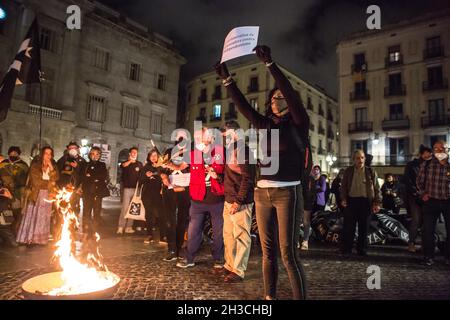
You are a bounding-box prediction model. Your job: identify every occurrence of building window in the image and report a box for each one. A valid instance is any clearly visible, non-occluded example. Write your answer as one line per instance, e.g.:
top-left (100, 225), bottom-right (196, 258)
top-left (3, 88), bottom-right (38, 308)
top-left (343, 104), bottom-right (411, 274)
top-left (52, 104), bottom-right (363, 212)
top-left (40, 27), bottom-right (56, 53)
top-left (93, 48), bottom-right (110, 71)
top-left (353, 53), bottom-right (366, 72)
top-left (129, 63), bottom-right (141, 81)
top-left (121, 104), bottom-right (139, 129)
top-left (26, 69), bottom-right (54, 107)
top-left (152, 112), bottom-right (163, 134)
top-left (354, 81), bottom-right (366, 94)
top-left (157, 74), bottom-right (166, 91)
top-left (87, 95), bottom-right (106, 122)
top-left (248, 76), bottom-right (259, 92)
top-left (388, 138), bottom-right (407, 164)
top-left (213, 85), bottom-right (221, 100)
top-left (427, 66), bottom-right (443, 85)
top-left (388, 45), bottom-right (401, 63)
top-left (213, 104), bottom-right (221, 118)
top-left (389, 73), bottom-right (402, 88)
top-left (307, 97), bottom-right (313, 111)
top-left (250, 98), bottom-right (258, 111)
top-left (428, 99), bottom-right (445, 120)
top-left (351, 140), bottom-right (368, 154)
top-left (426, 36), bottom-right (441, 51)
top-left (389, 103), bottom-right (403, 120)
top-left (198, 88), bottom-right (207, 103)
top-left (354, 107), bottom-right (367, 124)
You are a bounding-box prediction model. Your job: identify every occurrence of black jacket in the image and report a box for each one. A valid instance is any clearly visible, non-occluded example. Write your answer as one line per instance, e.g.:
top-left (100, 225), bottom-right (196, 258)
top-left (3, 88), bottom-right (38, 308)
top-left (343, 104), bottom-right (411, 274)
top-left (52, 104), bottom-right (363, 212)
top-left (226, 62), bottom-right (309, 182)
top-left (403, 158), bottom-right (422, 197)
top-left (224, 142), bottom-right (255, 205)
top-left (56, 154), bottom-right (86, 188)
top-left (139, 163), bottom-right (162, 203)
top-left (81, 161), bottom-right (109, 198)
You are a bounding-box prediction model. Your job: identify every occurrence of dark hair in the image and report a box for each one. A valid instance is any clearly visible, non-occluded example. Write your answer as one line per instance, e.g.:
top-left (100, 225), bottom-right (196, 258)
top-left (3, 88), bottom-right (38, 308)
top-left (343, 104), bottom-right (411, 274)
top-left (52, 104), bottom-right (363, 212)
top-left (265, 87), bottom-right (280, 116)
top-left (40, 146), bottom-right (54, 158)
top-left (129, 147), bottom-right (138, 153)
top-left (90, 146), bottom-right (102, 153)
top-left (8, 146), bottom-right (21, 155)
top-left (147, 149), bottom-right (159, 163)
top-left (313, 165), bottom-right (321, 172)
top-left (385, 173), bottom-right (394, 179)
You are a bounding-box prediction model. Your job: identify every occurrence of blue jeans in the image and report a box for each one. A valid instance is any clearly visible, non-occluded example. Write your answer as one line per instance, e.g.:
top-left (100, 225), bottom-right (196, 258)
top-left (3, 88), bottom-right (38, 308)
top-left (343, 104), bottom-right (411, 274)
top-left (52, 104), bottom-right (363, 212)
top-left (255, 186), bottom-right (307, 300)
top-left (186, 201), bottom-right (224, 263)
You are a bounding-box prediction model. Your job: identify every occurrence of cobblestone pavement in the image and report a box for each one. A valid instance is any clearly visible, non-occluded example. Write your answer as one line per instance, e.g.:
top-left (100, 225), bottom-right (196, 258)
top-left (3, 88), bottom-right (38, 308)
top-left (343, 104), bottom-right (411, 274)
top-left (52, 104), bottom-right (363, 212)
top-left (1, 197), bottom-right (449, 300)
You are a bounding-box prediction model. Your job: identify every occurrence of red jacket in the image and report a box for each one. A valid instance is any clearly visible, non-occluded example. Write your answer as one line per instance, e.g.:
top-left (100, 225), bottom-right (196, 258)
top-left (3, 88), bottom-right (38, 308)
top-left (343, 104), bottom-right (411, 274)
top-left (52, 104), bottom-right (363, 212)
top-left (189, 145), bottom-right (225, 201)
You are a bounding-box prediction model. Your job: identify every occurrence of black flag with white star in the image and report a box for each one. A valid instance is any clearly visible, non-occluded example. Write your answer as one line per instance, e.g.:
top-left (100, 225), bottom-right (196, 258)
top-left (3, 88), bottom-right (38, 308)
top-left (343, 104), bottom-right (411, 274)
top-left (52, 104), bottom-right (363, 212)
top-left (0, 18), bottom-right (41, 122)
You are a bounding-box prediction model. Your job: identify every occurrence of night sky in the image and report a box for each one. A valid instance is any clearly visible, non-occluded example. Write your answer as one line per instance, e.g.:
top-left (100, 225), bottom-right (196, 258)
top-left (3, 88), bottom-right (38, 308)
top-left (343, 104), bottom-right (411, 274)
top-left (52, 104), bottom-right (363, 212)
top-left (101, 0), bottom-right (450, 98)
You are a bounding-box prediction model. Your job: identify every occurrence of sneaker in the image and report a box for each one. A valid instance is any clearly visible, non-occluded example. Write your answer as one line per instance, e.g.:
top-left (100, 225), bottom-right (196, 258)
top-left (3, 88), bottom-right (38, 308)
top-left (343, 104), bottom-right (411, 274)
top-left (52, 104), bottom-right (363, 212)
top-left (163, 252), bottom-right (178, 262)
top-left (213, 260), bottom-right (224, 269)
top-left (300, 240), bottom-right (309, 251)
top-left (116, 227), bottom-right (124, 235)
top-left (408, 243), bottom-right (416, 253)
top-left (125, 227), bottom-right (135, 234)
top-left (421, 258), bottom-right (434, 266)
top-left (176, 259), bottom-right (195, 268)
top-left (144, 236), bottom-right (154, 244)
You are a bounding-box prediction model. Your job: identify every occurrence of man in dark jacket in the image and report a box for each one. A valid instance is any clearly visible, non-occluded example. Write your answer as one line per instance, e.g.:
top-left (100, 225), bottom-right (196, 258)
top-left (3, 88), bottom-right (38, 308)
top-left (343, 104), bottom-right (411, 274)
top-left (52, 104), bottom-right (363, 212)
top-left (219, 120), bottom-right (255, 282)
top-left (340, 149), bottom-right (381, 256)
top-left (403, 145), bottom-right (432, 253)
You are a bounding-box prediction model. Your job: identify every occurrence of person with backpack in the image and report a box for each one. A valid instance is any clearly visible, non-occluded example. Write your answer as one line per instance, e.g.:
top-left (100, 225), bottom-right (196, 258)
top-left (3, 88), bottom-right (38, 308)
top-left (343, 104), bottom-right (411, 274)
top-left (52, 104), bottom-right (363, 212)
top-left (215, 45), bottom-right (308, 300)
top-left (340, 149), bottom-right (381, 256)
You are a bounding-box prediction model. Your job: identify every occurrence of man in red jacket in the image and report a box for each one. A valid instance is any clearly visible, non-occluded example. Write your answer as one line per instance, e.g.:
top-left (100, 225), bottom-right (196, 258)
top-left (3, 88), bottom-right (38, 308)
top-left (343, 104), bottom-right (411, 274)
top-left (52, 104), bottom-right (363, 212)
top-left (171, 127), bottom-right (225, 269)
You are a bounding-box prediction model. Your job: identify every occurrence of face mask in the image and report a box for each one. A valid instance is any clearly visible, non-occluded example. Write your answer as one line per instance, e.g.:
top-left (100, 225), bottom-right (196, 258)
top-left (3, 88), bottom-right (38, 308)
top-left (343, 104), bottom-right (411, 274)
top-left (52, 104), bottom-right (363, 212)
top-left (195, 143), bottom-right (206, 152)
top-left (435, 153), bottom-right (448, 161)
top-left (68, 149), bottom-right (78, 157)
top-left (9, 156), bottom-right (19, 162)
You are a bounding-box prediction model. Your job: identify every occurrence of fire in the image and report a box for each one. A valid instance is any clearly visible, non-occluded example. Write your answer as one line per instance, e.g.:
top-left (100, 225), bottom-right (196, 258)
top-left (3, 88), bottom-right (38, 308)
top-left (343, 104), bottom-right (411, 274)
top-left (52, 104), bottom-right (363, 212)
top-left (44, 188), bottom-right (118, 296)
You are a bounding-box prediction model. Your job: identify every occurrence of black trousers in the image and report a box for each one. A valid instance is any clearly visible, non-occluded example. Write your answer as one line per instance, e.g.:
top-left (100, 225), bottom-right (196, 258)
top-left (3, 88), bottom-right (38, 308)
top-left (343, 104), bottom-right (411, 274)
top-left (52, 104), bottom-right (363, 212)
top-left (164, 188), bottom-right (190, 256)
top-left (142, 196), bottom-right (162, 236)
top-left (342, 197), bottom-right (371, 253)
top-left (82, 196), bottom-right (102, 234)
top-left (422, 198), bottom-right (450, 259)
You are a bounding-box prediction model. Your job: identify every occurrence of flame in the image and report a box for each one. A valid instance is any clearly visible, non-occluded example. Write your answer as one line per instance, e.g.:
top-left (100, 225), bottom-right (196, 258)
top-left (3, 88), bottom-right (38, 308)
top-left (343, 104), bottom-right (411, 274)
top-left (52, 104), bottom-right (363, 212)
top-left (45, 188), bottom-right (117, 296)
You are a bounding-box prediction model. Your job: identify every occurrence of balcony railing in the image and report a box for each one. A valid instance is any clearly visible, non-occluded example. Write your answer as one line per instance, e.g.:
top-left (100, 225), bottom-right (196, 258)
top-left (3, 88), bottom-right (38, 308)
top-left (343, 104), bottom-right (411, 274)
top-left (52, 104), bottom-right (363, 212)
top-left (385, 55), bottom-right (403, 68)
top-left (422, 79), bottom-right (448, 91)
top-left (198, 96), bottom-right (207, 103)
top-left (209, 114), bottom-right (222, 122)
top-left (349, 90), bottom-right (370, 102)
top-left (318, 127), bottom-right (325, 135)
top-left (384, 155), bottom-right (408, 166)
top-left (247, 85), bottom-right (259, 93)
top-left (384, 84), bottom-right (406, 97)
top-left (421, 114), bottom-right (450, 128)
top-left (195, 116), bottom-right (207, 122)
top-left (348, 121), bottom-right (373, 133)
top-left (211, 93), bottom-right (222, 100)
top-left (29, 104), bottom-right (62, 120)
top-left (318, 148), bottom-right (325, 155)
top-left (382, 118), bottom-right (410, 130)
top-left (423, 46), bottom-right (444, 60)
top-left (225, 111), bottom-right (238, 120)
top-left (351, 63), bottom-right (368, 73)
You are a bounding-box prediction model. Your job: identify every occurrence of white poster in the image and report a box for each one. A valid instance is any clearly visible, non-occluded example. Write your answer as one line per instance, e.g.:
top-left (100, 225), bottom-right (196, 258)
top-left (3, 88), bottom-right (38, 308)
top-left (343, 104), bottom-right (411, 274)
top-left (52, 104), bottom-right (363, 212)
top-left (221, 26), bottom-right (259, 63)
top-left (169, 173), bottom-right (190, 188)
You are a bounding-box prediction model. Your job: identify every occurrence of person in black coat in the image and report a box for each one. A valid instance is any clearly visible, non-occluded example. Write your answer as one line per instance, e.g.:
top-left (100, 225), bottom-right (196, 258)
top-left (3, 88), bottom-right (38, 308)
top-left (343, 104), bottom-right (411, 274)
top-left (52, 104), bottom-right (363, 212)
top-left (81, 146), bottom-right (109, 234)
top-left (381, 173), bottom-right (400, 214)
top-left (139, 149), bottom-right (163, 244)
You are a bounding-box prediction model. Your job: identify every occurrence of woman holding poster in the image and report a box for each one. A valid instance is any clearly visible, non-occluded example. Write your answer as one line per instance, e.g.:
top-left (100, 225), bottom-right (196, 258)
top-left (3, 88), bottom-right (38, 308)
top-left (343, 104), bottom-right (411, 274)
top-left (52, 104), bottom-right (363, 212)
top-left (215, 45), bottom-right (309, 300)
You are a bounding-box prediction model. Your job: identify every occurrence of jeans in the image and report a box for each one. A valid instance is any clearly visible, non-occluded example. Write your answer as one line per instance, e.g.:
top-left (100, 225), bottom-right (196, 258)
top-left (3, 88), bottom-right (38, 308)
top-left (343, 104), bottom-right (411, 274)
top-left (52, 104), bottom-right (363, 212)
top-left (223, 201), bottom-right (253, 278)
top-left (407, 194), bottom-right (422, 245)
top-left (254, 186), bottom-right (307, 300)
top-left (422, 198), bottom-right (450, 259)
top-left (165, 188), bottom-right (190, 256)
top-left (118, 188), bottom-right (135, 229)
top-left (342, 197), bottom-right (371, 254)
top-left (186, 201), bottom-right (224, 263)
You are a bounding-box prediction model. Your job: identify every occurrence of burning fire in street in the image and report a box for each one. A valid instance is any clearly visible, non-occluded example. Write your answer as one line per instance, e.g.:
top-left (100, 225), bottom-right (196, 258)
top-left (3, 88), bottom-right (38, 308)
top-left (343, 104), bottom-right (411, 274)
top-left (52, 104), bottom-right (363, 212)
top-left (22, 188), bottom-right (120, 299)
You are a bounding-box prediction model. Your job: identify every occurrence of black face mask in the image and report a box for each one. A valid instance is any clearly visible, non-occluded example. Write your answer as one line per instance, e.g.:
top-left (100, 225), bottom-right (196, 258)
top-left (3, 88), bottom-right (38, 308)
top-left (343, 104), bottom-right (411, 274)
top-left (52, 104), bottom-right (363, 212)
top-left (9, 156), bottom-right (19, 162)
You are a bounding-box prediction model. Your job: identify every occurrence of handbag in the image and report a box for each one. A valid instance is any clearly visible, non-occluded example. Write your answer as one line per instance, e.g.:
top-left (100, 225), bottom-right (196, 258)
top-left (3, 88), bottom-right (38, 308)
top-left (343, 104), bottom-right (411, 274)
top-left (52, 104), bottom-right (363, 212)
top-left (124, 184), bottom-right (146, 221)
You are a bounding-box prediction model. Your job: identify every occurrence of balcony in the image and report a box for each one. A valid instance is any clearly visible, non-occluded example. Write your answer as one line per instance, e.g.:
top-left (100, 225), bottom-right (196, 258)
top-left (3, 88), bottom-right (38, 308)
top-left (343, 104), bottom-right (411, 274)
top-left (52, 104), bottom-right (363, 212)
top-left (198, 96), bottom-right (207, 103)
top-left (318, 108), bottom-right (325, 117)
top-left (351, 63), bottom-right (368, 73)
top-left (195, 116), bottom-right (207, 122)
top-left (384, 84), bottom-right (406, 97)
top-left (423, 46), bottom-right (444, 60)
top-left (307, 103), bottom-right (314, 111)
top-left (327, 131), bottom-right (335, 140)
top-left (209, 114), bottom-right (222, 122)
top-left (225, 111), bottom-right (238, 120)
top-left (318, 148), bottom-right (325, 155)
top-left (247, 85), bottom-right (259, 93)
top-left (318, 127), bottom-right (325, 135)
top-left (29, 104), bottom-right (62, 120)
top-left (384, 155), bottom-right (409, 166)
top-left (349, 90), bottom-right (370, 102)
top-left (382, 117), bottom-right (410, 131)
top-left (385, 55), bottom-right (403, 68)
top-left (422, 79), bottom-right (448, 91)
top-left (421, 114), bottom-right (450, 128)
top-left (327, 113), bottom-right (334, 122)
top-left (211, 93), bottom-right (222, 101)
top-left (348, 121), bottom-right (373, 133)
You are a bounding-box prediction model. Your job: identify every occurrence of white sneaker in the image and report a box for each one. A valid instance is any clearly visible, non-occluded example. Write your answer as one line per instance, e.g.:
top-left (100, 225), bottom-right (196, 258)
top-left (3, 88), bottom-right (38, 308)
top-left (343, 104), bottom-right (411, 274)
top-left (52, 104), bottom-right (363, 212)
top-left (116, 227), bottom-right (124, 234)
top-left (301, 240), bottom-right (309, 250)
top-left (125, 227), bottom-right (135, 234)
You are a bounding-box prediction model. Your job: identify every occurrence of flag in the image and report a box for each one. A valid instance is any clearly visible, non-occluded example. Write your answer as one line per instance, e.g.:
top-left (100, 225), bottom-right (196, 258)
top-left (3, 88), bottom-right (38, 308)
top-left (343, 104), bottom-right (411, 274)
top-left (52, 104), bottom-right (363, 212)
top-left (0, 18), bottom-right (41, 122)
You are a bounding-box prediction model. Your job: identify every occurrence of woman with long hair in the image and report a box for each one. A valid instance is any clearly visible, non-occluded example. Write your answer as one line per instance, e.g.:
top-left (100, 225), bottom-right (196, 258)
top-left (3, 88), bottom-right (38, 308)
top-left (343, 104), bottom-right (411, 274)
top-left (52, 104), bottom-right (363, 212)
top-left (16, 146), bottom-right (59, 245)
top-left (215, 45), bottom-right (309, 300)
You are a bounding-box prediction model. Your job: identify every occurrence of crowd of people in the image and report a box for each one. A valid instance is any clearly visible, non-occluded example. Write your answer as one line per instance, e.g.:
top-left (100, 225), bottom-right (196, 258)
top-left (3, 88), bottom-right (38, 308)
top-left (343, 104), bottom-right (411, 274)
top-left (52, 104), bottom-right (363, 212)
top-left (0, 46), bottom-right (449, 300)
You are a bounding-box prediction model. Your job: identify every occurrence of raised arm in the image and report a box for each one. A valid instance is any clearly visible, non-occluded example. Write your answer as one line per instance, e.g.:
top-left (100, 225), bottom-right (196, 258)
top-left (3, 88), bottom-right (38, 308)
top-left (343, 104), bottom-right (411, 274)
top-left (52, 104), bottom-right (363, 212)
top-left (214, 62), bottom-right (267, 129)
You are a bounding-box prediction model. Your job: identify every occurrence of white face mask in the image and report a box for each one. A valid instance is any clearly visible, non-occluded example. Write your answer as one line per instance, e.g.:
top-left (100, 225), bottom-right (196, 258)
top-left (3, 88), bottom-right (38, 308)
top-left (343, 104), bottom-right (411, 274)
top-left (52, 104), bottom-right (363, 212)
top-left (435, 152), bottom-right (448, 161)
top-left (68, 149), bottom-right (78, 157)
top-left (195, 143), bottom-right (206, 152)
